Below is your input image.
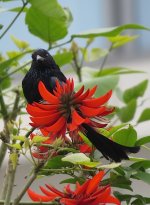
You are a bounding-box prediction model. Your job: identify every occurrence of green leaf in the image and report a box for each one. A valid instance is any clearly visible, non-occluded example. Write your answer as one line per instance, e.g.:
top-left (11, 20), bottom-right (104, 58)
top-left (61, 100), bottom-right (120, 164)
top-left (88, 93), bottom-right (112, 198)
top-left (78, 131), bottom-right (92, 147)
top-left (130, 160), bottom-right (150, 170)
top-left (0, 24), bottom-right (3, 29)
top-left (62, 153), bottom-right (90, 164)
top-left (9, 7), bottom-right (28, 13)
top-left (123, 79), bottom-right (148, 103)
top-left (113, 125), bottom-right (137, 146)
top-left (98, 162), bottom-right (121, 169)
top-left (136, 136), bottom-right (150, 146)
top-left (117, 99), bottom-right (137, 122)
top-left (85, 48), bottom-right (108, 62)
top-left (12, 136), bottom-right (26, 142)
top-left (44, 155), bottom-right (72, 169)
top-left (7, 143), bottom-right (22, 150)
top-left (134, 171), bottom-right (150, 185)
top-left (95, 67), bottom-right (144, 77)
top-left (138, 108), bottom-right (150, 123)
top-left (60, 177), bottom-right (85, 185)
top-left (72, 24), bottom-right (150, 39)
top-left (11, 36), bottom-right (29, 50)
top-left (10, 153), bottom-right (18, 169)
top-left (53, 51), bottom-right (73, 67)
top-left (80, 161), bottom-right (100, 167)
top-left (0, 50), bottom-right (32, 71)
top-left (108, 35), bottom-right (139, 49)
top-left (108, 172), bottom-right (132, 191)
top-left (26, 0), bottom-right (72, 42)
top-left (31, 136), bottom-right (49, 143)
top-left (75, 75), bottom-right (119, 97)
top-left (108, 124), bottom-right (127, 136)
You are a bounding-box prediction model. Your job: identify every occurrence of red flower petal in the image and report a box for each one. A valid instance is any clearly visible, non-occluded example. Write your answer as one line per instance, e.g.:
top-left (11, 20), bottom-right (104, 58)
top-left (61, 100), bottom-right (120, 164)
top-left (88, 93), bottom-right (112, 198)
top-left (79, 106), bottom-right (106, 117)
top-left (45, 116), bottom-right (66, 132)
top-left (33, 103), bottom-right (59, 111)
top-left (45, 184), bottom-right (65, 197)
top-left (38, 81), bottom-right (60, 104)
top-left (87, 85), bottom-right (97, 98)
top-left (27, 104), bottom-right (58, 117)
top-left (86, 171), bottom-right (105, 195)
top-left (82, 90), bottom-right (112, 107)
top-left (72, 110), bottom-right (85, 125)
top-left (30, 112), bottom-right (60, 126)
top-left (40, 186), bottom-right (58, 199)
top-left (73, 85), bottom-right (84, 98)
top-left (75, 89), bottom-right (90, 102)
top-left (27, 188), bottom-right (53, 202)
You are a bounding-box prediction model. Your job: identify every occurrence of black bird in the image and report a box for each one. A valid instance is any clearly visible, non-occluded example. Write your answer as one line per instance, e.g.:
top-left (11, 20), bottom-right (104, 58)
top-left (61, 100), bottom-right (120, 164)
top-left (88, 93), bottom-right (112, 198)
top-left (22, 49), bottom-right (140, 162)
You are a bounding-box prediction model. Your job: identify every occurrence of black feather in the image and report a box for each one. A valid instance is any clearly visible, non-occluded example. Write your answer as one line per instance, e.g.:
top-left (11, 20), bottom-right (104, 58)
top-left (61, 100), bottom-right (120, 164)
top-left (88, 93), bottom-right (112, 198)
top-left (82, 124), bottom-right (140, 162)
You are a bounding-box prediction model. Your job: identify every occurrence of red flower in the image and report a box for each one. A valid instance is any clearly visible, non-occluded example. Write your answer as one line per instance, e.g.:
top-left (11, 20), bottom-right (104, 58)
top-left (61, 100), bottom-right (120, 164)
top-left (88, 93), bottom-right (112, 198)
top-left (27, 171), bottom-right (120, 205)
top-left (27, 79), bottom-right (113, 138)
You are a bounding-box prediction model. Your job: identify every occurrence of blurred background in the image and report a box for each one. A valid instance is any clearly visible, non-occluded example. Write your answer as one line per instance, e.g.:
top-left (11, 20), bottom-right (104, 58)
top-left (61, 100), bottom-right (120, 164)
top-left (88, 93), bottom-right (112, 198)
top-left (0, 0), bottom-right (150, 202)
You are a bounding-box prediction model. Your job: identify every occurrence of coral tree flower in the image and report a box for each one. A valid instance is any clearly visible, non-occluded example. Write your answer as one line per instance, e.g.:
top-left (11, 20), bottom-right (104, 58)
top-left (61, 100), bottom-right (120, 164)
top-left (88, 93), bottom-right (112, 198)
top-left (27, 171), bottom-right (120, 205)
top-left (27, 79), bottom-right (113, 138)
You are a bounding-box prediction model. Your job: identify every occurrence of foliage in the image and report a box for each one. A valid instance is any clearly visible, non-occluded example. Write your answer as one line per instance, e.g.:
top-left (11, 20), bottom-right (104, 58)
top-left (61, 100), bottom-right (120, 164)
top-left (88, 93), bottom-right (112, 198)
top-left (0, 0), bottom-right (150, 205)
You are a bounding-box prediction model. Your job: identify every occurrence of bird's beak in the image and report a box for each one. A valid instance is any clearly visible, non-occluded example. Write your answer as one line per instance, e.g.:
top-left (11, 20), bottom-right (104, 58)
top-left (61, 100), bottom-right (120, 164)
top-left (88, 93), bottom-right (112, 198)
top-left (36, 55), bottom-right (44, 61)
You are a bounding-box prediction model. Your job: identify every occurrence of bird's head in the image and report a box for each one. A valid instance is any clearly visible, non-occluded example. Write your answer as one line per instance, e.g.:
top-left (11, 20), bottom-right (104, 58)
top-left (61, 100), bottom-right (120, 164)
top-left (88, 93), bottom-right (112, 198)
top-left (31, 49), bottom-right (57, 70)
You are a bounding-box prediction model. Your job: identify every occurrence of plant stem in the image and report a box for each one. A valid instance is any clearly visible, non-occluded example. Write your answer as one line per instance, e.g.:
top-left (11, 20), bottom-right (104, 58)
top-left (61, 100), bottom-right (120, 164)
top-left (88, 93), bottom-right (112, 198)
top-left (98, 43), bottom-right (113, 74)
top-left (0, 201), bottom-right (58, 205)
top-left (0, 142), bottom-right (7, 168)
top-left (12, 162), bottom-right (44, 205)
top-left (50, 37), bottom-right (73, 50)
top-left (0, 2), bottom-right (28, 40)
top-left (1, 164), bottom-right (9, 199)
top-left (0, 61), bottom-right (31, 83)
top-left (4, 159), bottom-right (16, 205)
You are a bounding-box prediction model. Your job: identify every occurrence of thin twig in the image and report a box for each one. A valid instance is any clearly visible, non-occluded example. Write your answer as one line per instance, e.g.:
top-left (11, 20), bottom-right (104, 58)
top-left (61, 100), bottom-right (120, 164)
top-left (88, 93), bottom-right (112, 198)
top-left (98, 43), bottom-right (113, 74)
top-left (0, 1), bottom-right (28, 39)
top-left (12, 162), bottom-right (44, 205)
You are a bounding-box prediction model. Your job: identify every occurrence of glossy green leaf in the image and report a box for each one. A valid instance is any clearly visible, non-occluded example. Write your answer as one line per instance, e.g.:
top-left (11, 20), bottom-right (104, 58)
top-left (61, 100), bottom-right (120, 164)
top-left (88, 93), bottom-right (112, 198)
top-left (117, 99), bottom-right (137, 122)
top-left (7, 143), bottom-right (22, 150)
top-left (109, 172), bottom-right (132, 191)
top-left (62, 153), bottom-right (90, 164)
top-left (108, 124), bottom-right (127, 136)
top-left (85, 48), bottom-right (108, 62)
top-left (11, 36), bottom-right (29, 50)
top-left (113, 125), bottom-right (137, 146)
top-left (138, 108), bottom-right (150, 123)
top-left (134, 171), bottom-right (150, 184)
top-left (78, 131), bottom-right (92, 146)
top-left (72, 24), bottom-right (150, 39)
top-left (10, 153), bottom-right (18, 169)
top-left (123, 79), bottom-right (148, 103)
top-left (75, 75), bottom-right (119, 97)
top-left (136, 136), bottom-right (150, 146)
top-left (130, 160), bottom-right (150, 170)
top-left (0, 50), bottom-right (32, 71)
top-left (98, 162), bottom-right (121, 169)
top-left (45, 155), bottom-right (72, 169)
top-left (12, 135), bottom-right (26, 142)
top-left (26, 0), bottom-right (72, 42)
top-left (53, 51), bottom-right (73, 67)
top-left (95, 67), bottom-right (144, 77)
top-left (108, 35), bottom-right (139, 49)
top-left (31, 136), bottom-right (49, 143)
top-left (60, 177), bottom-right (85, 185)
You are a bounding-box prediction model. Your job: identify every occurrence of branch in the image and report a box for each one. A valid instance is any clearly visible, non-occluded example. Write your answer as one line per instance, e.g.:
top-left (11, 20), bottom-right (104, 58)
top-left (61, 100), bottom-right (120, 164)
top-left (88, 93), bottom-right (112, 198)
top-left (0, 1), bottom-right (28, 40)
top-left (12, 162), bottom-right (44, 205)
top-left (50, 37), bottom-right (73, 50)
top-left (4, 160), bottom-right (17, 205)
top-left (98, 43), bottom-right (113, 74)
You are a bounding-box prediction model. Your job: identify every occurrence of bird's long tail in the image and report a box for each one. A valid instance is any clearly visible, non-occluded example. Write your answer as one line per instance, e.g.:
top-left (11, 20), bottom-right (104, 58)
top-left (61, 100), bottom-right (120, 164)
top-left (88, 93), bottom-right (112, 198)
top-left (82, 124), bottom-right (140, 162)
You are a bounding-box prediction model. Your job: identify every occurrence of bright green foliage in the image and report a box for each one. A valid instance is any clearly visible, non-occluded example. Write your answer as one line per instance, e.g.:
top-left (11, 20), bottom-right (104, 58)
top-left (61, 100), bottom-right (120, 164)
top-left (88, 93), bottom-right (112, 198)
top-left (123, 79), bottom-right (148, 103)
top-left (26, 0), bottom-right (72, 42)
top-left (138, 108), bottom-right (150, 123)
top-left (117, 99), bottom-right (137, 122)
top-left (113, 125), bottom-right (137, 146)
